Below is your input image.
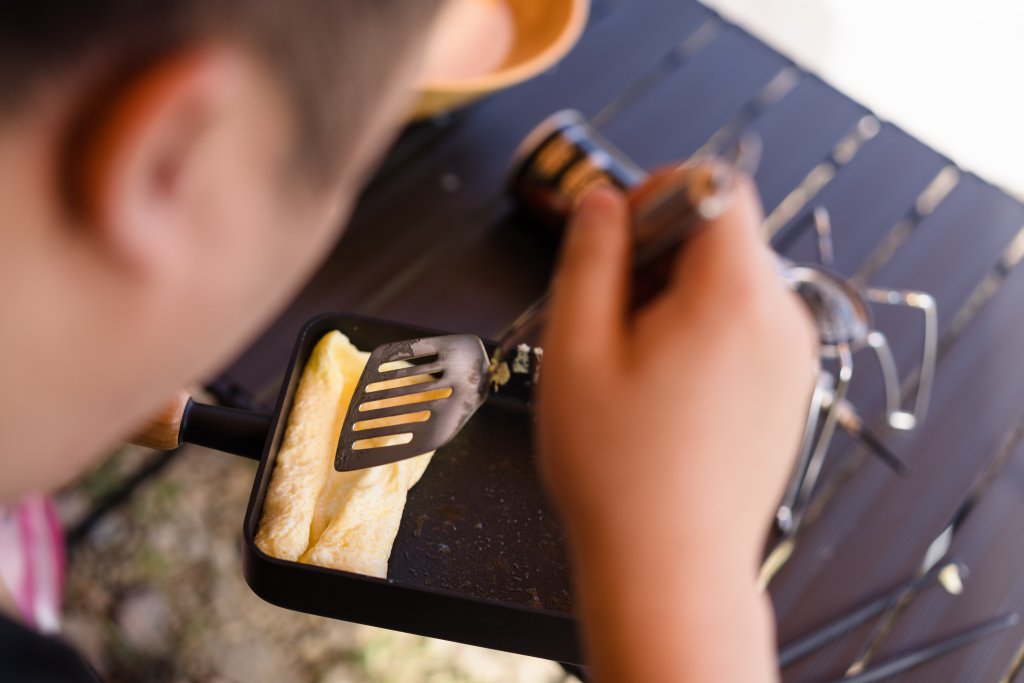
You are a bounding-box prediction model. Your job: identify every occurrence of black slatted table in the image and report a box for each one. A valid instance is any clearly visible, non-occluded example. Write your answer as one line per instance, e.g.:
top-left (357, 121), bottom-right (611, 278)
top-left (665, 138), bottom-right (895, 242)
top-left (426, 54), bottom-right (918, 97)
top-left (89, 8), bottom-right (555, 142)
top-left (213, 1), bottom-right (1024, 680)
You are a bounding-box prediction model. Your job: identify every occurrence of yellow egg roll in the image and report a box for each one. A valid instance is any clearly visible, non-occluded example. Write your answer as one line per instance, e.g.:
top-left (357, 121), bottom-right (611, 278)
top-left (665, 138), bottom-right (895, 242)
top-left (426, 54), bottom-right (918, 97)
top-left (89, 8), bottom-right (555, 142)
top-left (256, 330), bottom-right (435, 578)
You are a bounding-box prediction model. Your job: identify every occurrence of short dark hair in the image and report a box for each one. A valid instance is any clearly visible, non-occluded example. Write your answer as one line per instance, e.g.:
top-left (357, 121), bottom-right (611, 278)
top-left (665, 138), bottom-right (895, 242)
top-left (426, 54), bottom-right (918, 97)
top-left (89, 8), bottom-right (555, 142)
top-left (0, 1), bottom-right (440, 182)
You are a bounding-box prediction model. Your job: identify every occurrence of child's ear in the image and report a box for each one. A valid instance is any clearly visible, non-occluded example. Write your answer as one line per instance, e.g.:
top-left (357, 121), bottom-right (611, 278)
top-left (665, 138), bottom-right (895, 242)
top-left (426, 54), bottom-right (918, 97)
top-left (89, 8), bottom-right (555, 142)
top-left (69, 48), bottom-right (244, 277)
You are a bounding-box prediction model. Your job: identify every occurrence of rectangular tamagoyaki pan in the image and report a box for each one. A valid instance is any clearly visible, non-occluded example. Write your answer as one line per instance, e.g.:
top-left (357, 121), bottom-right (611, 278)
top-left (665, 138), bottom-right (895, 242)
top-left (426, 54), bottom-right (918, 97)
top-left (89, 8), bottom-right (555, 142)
top-left (226, 313), bottom-right (581, 664)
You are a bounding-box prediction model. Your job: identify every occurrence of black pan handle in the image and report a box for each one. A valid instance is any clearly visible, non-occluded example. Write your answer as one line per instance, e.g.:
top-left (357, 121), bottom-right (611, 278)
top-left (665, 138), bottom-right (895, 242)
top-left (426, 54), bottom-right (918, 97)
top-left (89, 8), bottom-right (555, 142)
top-left (131, 391), bottom-right (271, 461)
top-left (181, 400), bottom-right (271, 460)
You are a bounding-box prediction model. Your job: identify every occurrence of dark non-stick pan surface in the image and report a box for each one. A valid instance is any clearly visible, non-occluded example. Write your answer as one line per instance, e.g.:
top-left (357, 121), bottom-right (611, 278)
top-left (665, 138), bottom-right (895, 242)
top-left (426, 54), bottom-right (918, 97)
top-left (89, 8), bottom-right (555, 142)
top-left (240, 314), bottom-right (581, 663)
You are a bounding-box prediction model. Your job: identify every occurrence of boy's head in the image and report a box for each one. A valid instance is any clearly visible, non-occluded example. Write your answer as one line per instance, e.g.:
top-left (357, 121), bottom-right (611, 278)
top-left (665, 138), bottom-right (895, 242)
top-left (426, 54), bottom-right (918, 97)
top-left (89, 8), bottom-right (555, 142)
top-left (0, 1), bottom-right (441, 500)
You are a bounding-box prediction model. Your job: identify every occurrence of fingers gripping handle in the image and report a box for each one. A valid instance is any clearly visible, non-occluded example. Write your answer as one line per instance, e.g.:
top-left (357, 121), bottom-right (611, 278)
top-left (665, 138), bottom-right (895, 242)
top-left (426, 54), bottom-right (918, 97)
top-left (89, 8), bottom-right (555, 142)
top-left (626, 158), bottom-right (743, 308)
top-left (497, 163), bottom-right (738, 359)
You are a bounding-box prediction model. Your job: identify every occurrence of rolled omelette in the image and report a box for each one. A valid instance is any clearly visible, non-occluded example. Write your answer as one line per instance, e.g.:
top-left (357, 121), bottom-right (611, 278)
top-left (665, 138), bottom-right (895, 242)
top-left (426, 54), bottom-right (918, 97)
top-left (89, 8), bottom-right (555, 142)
top-left (255, 331), bottom-right (435, 577)
top-left (302, 450), bottom-right (433, 577)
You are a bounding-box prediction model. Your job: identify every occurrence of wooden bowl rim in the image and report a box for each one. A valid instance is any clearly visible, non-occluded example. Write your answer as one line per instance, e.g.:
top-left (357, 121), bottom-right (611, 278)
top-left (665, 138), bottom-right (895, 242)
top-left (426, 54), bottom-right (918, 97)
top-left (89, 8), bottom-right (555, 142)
top-left (416, 0), bottom-right (589, 94)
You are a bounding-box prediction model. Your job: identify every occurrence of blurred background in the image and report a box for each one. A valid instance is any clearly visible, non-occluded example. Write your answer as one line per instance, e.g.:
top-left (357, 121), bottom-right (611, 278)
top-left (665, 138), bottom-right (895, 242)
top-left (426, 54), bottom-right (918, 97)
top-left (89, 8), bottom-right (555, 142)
top-left (703, 0), bottom-right (1024, 197)
top-left (30, 0), bottom-right (1024, 681)
top-left (56, 444), bottom-right (570, 683)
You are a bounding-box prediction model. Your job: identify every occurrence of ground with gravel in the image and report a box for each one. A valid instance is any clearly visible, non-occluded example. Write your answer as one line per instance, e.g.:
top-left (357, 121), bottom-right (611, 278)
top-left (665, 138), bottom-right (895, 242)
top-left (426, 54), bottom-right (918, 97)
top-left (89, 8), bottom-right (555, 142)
top-left (57, 445), bottom-right (572, 683)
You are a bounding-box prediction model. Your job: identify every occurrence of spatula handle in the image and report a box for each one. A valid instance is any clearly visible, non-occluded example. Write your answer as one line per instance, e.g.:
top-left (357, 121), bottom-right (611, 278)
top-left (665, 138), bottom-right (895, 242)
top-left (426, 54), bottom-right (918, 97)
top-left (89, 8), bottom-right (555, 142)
top-left (494, 294), bottom-right (551, 361)
top-left (627, 164), bottom-right (724, 308)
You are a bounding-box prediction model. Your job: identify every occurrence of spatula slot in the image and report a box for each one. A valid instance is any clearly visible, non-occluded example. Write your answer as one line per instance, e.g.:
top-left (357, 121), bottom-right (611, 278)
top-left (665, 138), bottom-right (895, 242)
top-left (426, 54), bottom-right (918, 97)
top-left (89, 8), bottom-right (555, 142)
top-left (352, 432), bottom-right (415, 451)
top-left (370, 363), bottom-right (448, 384)
top-left (353, 410), bottom-right (432, 431)
top-left (378, 353), bottom-right (439, 373)
top-left (358, 387), bottom-right (454, 412)
top-left (366, 373), bottom-right (439, 393)
top-left (352, 400), bottom-right (454, 422)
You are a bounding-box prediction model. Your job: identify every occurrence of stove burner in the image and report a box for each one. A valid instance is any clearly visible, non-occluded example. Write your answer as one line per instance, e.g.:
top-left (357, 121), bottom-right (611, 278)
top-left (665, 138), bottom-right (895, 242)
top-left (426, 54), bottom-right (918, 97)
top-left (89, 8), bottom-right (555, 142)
top-left (776, 207), bottom-right (938, 536)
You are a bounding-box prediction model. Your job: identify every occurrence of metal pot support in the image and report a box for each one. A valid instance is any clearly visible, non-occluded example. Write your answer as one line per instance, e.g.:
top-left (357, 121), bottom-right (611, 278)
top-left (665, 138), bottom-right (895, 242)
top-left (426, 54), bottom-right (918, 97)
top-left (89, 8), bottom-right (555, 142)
top-left (776, 207), bottom-right (938, 536)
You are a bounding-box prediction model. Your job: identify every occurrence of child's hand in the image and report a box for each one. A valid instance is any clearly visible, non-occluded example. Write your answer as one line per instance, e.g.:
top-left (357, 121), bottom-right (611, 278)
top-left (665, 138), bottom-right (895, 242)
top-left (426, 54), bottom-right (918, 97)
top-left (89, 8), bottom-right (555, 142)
top-left (537, 177), bottom-right (816, 681)
top-left (537, 178), bottom-right (817, 571)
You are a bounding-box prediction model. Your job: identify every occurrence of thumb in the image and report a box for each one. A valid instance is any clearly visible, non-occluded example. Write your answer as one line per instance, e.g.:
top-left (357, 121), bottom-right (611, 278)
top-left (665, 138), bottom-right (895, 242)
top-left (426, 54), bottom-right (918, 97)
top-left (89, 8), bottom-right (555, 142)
top-left (545, 186), bottom-right (631, 363)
